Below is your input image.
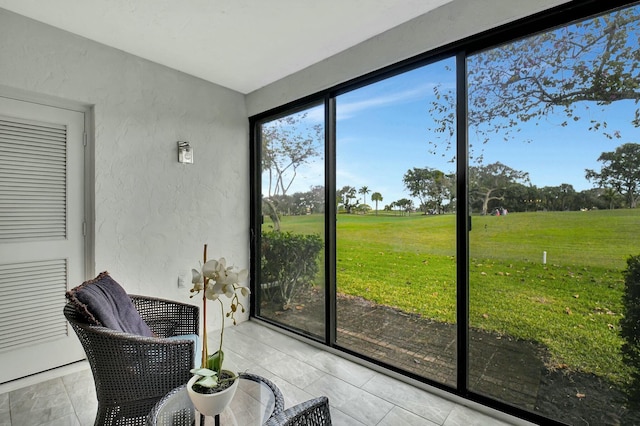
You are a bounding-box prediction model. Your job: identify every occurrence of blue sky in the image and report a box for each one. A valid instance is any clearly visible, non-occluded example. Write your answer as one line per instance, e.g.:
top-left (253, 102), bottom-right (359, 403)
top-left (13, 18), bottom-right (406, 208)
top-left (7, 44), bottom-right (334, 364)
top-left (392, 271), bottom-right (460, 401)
top-left (277, 69), bottom-right (635, 207)
top-left (331, 62), bottom-right (636, 207)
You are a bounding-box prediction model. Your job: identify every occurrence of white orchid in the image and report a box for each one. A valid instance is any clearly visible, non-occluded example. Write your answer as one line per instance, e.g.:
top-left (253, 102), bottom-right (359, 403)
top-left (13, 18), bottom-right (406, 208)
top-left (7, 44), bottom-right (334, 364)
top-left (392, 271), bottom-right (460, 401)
top-left (191, 268), bottom-right (204, 291)
top-left (189, 246), bottom-right (250, 387)
top-left (192, 257), bottom-right (250, 302)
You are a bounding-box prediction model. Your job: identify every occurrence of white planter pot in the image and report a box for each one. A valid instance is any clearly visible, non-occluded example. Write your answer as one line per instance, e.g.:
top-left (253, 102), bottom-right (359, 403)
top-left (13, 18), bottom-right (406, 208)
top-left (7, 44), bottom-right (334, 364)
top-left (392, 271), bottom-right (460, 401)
top-left (187, 372), bottom-right (239, 417)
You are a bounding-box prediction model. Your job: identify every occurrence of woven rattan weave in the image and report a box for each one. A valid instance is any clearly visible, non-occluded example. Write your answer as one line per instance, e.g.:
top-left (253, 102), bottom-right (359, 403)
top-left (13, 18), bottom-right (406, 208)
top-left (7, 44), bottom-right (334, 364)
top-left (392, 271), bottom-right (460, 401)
top-left (264, 396), bottom-right (331, 426)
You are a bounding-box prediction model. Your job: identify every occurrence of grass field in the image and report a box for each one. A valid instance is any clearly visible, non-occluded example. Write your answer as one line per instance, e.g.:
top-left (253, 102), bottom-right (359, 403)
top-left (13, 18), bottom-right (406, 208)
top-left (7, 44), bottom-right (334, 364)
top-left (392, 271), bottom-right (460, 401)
top-left (270, 209), bottom-right (640, 384)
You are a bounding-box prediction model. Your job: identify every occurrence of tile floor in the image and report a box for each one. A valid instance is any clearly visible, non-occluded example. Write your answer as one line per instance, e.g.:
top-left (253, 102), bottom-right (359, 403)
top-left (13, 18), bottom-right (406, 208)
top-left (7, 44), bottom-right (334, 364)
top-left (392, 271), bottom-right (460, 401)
top-left (0, 321), bottom-right (534, 425)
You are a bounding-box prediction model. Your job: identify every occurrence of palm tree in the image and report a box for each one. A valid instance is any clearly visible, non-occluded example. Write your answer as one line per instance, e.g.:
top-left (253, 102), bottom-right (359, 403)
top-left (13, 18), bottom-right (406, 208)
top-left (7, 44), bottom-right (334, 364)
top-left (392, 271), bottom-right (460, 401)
top-left (358, 186), bottom-right (371, 211)
top-left (371, 192), bottom-right (383, 215)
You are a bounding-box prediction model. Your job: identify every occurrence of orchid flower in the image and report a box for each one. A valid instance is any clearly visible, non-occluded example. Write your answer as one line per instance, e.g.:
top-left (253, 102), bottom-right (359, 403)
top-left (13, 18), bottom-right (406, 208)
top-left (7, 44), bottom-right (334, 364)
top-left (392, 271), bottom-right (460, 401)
top-left (189, 246), bottom-right (250, 383)
top-left (191, 268), bottom-right (204, 292)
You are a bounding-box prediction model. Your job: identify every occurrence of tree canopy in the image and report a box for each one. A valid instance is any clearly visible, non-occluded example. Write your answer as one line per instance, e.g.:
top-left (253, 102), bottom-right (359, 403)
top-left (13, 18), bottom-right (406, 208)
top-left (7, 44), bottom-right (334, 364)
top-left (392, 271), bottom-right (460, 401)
top-left (338, 185), bottom-right (358, 214)
top-left (470, 162), bottom-right (530, 215)
top-left (429, 5), bottom-right (640, 163)
top-left (261, 112), bottom-right (323, 230)
top-left (586, 142), bottom-right (640, 208)
top-left (261, 113), bottom-right (322, 198)
top-left (403, 167), bottom-right (451, 214)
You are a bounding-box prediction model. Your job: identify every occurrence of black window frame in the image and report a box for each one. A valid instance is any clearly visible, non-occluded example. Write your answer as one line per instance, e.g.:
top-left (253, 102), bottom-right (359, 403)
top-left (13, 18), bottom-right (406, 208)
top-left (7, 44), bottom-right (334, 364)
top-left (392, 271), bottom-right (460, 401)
top-left (249, 1), bottom-right (638, 424)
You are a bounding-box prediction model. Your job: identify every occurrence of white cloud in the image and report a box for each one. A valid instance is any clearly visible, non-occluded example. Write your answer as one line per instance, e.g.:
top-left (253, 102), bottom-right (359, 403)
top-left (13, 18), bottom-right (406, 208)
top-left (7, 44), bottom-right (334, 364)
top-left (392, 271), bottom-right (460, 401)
top-left (337, 82), bottom-right (436, 120)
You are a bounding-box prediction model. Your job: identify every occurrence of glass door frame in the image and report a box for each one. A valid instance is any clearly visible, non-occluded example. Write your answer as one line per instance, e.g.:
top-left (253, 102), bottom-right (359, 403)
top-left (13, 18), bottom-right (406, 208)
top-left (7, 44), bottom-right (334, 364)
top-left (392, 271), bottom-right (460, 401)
top-left (249, 3), bottom-right (635, 425)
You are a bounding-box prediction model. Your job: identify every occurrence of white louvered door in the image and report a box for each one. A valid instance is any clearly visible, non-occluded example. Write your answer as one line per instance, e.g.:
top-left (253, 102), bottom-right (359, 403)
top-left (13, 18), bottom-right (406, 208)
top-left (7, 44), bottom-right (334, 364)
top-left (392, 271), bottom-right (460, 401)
top-left (0, 95), bottom-right (86, 383)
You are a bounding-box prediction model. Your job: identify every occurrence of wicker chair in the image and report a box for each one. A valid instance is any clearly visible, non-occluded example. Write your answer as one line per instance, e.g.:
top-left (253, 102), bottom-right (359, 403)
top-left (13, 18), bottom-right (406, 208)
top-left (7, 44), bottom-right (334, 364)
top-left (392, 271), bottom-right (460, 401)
top-left (264, 396), bottom-right (331, 426)
top-left (64, 295), bottom-right (199, 426)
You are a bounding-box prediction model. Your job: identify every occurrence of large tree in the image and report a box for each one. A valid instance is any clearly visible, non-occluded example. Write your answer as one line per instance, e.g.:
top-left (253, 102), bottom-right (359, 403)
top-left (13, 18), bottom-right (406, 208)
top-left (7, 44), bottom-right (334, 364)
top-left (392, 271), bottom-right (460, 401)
top-left (428, 6), bottom-right (640, 162)
top-left (539, 184), bottom-right (577, 211)
top-left (403, 167), bottom-right (450, 214)
top-left (261, 112), bottom-right (323, 230)
top-left (395, 198), bottom-right (414, 216)
top-left (585, 142), bottom-right (640, 208)
top-left (305, 185), bottom-right (325, 214)
top-left (502, 182), bottom-right (539, 212)
top-left (470, 162), bottom-right (530, 215)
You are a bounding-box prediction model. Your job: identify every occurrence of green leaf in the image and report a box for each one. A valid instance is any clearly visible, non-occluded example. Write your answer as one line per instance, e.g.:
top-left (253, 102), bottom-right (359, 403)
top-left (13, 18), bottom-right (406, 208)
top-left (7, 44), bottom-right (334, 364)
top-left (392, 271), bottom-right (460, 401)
top-left (207, 350), bottom-right (224, 371)
top-left (190, 367), bottom-right (216, 377)
top-left (196, 375), bottom-right (219, 388)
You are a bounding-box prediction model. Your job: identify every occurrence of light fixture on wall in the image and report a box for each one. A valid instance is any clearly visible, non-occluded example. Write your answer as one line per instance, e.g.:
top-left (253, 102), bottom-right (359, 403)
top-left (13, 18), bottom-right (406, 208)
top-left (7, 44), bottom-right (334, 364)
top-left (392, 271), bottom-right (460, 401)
top-left (177, 141), bottom-right (193, 164)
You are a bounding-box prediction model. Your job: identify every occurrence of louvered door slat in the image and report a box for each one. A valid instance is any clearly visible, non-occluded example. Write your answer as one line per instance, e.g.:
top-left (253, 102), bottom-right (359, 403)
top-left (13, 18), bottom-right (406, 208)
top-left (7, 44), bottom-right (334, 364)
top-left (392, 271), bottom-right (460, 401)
top-left (1, 152), bottom-right (66, 167)
top-left (0, 259), bottom-right (68, 352)
top-left (0, 115), bottom-right (67, 242)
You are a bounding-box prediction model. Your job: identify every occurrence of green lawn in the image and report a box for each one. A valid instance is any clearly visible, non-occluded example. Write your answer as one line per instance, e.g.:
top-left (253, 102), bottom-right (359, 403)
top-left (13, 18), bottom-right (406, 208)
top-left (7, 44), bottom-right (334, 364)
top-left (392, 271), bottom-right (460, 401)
top-left (270, 209), bottom-right (640, 384)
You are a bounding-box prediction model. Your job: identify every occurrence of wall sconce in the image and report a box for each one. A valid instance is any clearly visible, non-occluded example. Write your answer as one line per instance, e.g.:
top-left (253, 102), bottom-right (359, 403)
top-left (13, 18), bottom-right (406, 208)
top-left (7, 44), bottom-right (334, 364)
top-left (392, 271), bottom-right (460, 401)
top-left (177, 141), bottom-right (193, 164)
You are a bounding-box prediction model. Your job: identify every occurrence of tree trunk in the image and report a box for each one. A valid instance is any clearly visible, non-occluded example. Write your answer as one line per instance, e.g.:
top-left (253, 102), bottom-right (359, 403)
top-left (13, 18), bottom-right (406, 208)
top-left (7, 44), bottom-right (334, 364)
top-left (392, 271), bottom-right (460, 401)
top-left (263, 198), bottom-right (281, 232)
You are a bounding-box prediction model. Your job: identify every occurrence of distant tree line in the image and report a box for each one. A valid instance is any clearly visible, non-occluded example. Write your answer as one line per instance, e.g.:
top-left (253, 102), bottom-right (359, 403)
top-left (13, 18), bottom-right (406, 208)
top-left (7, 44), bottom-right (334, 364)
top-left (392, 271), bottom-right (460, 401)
top-left (264, 142), bottom-right (639, 218)
top-left (259, 104), bottom-right (638, 220)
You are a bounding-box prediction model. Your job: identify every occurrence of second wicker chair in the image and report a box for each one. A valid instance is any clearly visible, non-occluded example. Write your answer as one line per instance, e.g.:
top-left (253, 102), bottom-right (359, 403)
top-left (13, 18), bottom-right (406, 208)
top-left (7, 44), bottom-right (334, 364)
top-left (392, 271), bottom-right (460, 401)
top-left (264, 396), bottom-right (331, 426)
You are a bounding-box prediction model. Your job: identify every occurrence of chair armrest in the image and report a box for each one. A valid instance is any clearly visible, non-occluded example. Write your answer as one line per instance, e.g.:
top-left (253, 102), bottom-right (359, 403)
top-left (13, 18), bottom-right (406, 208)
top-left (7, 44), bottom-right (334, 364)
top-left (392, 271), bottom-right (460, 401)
top-left (264, 396), bottom-right (331, 426)
top-left (130, 295), bottom-right (199, 337)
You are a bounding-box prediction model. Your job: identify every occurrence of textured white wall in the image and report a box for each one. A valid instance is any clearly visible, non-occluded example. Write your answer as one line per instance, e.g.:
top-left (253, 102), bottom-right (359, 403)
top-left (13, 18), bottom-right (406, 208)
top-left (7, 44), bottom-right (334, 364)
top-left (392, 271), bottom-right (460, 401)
top-left (0, 9), bottom-right (250, 324)
top-left (246, 0), bottom-right (570, 116)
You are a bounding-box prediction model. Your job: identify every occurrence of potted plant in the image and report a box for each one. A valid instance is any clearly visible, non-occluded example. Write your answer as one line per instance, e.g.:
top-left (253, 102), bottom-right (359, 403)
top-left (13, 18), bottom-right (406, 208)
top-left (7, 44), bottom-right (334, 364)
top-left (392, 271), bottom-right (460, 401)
top-left (187, 244), bottom-right (249, 417)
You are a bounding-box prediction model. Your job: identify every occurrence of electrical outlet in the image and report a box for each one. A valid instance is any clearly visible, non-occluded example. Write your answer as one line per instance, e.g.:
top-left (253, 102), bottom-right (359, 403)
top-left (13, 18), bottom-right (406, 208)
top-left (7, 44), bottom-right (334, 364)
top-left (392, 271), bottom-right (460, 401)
top-left (177, 271), bottom-right (187, 288)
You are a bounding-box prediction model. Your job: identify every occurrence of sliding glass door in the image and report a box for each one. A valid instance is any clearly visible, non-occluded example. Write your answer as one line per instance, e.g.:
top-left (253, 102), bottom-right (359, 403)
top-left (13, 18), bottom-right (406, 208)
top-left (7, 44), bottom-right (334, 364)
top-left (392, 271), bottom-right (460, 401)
top-left (251, 3), bottom-right (640, 424)
top-left (335, 59), bottom-right (458, 386)
top-left (256, 103), bottom-right (326, 338)
top-left (465, 6), bottom-right (640, 424)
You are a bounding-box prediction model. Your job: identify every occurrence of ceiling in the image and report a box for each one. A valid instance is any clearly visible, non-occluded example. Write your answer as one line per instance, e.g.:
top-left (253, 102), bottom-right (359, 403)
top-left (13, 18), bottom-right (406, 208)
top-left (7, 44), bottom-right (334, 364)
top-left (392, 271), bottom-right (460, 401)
top-left (0, 0), bottom-right (453, 94)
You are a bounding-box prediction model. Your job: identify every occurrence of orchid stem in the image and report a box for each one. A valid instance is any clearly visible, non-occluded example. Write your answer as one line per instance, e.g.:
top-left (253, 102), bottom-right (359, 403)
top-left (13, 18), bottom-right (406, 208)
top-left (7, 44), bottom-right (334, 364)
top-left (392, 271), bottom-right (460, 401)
top-left (218, 298), bottom-right (225, 376)
top-left (202, 244), bottom-right (208, 368)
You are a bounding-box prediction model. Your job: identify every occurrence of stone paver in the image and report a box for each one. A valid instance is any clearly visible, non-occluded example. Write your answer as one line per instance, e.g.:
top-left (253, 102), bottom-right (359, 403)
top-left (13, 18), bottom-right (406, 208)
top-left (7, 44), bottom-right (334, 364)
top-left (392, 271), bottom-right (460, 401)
top-left (265, 294), bottom-right (543, 410)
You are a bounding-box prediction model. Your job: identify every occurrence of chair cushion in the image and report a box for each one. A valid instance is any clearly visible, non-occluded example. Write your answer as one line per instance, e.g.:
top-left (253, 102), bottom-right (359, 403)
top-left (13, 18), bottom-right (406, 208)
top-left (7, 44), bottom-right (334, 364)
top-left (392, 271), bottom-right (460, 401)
top-left (66, 271), bottom-right (154, 337)
top-left (166, 334), bottom-right (201, 367)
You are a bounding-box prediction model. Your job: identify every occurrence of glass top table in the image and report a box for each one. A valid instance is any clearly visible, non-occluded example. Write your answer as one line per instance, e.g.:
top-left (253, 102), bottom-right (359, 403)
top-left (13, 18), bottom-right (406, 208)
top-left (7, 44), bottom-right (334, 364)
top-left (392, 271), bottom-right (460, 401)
top-left (147, 373), bottom-right (284, 425)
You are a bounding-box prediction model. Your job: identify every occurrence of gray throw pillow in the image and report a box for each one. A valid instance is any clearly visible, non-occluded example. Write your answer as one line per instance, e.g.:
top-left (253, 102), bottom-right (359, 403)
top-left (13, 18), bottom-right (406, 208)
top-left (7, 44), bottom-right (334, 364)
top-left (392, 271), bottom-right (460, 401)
top-left (66, 271), bottom-right (154, 337)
